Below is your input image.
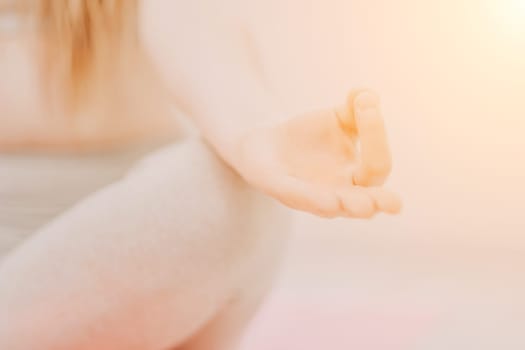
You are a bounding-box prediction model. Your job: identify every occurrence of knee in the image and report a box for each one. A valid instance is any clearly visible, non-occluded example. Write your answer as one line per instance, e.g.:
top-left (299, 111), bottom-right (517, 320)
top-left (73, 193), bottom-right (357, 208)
top-left (129, 136), bottom-right (291, 273)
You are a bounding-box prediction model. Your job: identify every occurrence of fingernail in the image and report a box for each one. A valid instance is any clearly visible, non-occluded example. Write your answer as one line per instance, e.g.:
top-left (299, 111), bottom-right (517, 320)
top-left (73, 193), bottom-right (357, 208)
top-left (355, 91), bottom-right (380, 111)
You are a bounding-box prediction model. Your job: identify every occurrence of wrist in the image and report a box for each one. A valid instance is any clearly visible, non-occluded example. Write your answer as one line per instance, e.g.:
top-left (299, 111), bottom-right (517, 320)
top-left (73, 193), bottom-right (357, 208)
top-left (202, 111), bottom-right (286, 175)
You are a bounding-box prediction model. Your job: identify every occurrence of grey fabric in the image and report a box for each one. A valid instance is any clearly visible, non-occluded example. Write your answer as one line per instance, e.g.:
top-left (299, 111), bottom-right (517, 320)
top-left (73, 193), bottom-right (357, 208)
top-left (0, 143), bottom-right (166, 258)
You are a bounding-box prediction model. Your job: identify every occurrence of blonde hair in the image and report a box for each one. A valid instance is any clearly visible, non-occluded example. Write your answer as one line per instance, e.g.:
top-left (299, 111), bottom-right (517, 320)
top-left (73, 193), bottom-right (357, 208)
top-left (36, 0), bottom-right (138, 112)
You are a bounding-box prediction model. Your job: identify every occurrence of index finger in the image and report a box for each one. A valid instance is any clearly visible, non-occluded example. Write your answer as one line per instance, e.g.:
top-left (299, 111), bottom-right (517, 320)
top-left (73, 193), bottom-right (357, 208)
top-left (334, 89), bottom-right (366, 137)
top-left (351, 91), bottom-right (392, 186)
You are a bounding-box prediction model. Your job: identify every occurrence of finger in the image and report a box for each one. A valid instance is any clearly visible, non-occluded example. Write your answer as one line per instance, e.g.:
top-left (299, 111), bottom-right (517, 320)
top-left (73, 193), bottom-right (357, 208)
top-left (352, 91), bottom-right (392, 186)
top-left (265, 175), bottom-right (340, 218)
top-left (366, 187), bottom-right (403, 214)
top-left (336, 187), bottom-right (376, 219)
top-left (334, 88), bottom-right (367, 137)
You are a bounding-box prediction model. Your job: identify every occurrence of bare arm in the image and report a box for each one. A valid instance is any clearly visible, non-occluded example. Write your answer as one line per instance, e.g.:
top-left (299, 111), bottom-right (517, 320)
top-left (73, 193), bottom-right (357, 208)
top-left (140, 0), bottom-right (278, 166)
top-left (140, 0), bottom-right (401, 218)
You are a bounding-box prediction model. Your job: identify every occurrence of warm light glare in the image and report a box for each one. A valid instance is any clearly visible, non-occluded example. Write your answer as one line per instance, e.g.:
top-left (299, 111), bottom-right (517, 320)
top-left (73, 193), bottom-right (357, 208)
top-left (496, 0), bottom-right (525, 35)
top-left (479, 0), bottom-right (525, 41)
top-left (518, 0), bottom-right (525, 11)
top-left (514, 0), bottom-right (525, 20)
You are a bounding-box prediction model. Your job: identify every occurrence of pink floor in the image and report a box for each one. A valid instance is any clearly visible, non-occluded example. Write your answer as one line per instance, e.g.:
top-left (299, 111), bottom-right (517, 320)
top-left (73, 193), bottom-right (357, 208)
top-left (241, 291), bottom-right (437, 350)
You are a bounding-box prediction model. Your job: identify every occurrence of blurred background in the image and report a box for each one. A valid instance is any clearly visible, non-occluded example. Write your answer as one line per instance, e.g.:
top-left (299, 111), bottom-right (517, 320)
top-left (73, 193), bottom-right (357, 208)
top-left (208, 0), bottom-right (525, 348)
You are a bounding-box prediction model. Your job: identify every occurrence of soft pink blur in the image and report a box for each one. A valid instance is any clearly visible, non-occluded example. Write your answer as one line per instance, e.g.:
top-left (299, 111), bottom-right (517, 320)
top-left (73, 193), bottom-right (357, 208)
top-left (240, 291), bottom-right (436, 350)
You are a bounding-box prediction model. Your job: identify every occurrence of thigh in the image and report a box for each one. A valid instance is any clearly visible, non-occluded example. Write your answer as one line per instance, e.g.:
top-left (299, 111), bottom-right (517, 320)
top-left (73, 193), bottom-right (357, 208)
top-left (178, 287), bottom-right (268, 350)
top-left (0, 138), bottom-right (290, 350)
top-left (177, 219), bottom-right (288, 350)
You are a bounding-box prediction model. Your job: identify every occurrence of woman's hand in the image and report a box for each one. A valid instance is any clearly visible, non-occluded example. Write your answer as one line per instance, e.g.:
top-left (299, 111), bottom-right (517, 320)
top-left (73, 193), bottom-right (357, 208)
top-left (235, 90), bottom-right (402, 218)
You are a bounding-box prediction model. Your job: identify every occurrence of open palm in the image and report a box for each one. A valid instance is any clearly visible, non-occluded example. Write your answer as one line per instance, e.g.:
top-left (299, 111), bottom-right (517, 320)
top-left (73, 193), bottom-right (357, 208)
top-left (237, 90), bottom-right (401, 218)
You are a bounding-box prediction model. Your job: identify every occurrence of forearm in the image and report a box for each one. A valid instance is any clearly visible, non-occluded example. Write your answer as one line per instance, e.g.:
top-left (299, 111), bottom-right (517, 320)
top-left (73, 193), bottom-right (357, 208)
top-left (141, 0), bottom-right (285, 168)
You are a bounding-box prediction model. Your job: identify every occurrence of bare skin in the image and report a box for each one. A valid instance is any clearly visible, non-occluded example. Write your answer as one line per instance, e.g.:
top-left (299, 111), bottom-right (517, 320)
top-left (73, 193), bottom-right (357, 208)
top-left (0, 0), bottom-right (401, 349)
top-left (142, 0), bottom-right (401, 218)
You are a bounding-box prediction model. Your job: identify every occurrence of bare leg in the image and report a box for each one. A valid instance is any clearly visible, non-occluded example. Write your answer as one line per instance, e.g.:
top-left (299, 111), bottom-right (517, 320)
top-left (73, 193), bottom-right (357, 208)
top-left (0, 138), bottom-right (290, 350)
top-left (178, 240), bottom-right (280, 350)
